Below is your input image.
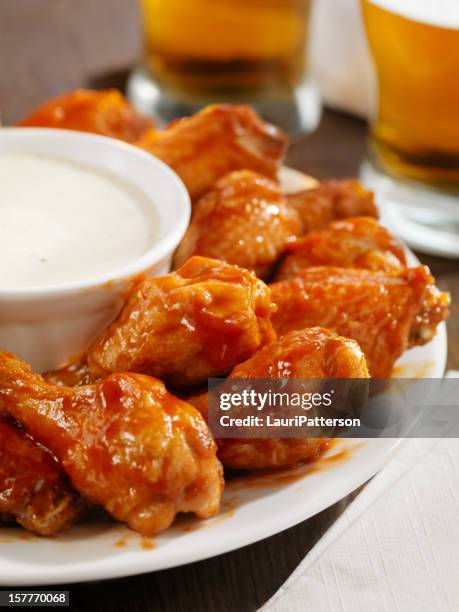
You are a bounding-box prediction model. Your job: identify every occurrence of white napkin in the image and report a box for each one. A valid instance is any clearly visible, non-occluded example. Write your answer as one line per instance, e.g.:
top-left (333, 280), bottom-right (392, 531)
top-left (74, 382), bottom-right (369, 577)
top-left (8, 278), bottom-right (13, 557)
top-left (310, 0), bottom-right (373, 118)
top-left (262, 373), bottom-right (459, 612)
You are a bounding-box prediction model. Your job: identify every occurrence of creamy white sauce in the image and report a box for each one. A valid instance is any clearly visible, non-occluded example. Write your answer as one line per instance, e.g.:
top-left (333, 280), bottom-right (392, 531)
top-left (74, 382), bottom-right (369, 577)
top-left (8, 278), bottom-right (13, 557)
top-left (0, 152), bottom-right (156, 288)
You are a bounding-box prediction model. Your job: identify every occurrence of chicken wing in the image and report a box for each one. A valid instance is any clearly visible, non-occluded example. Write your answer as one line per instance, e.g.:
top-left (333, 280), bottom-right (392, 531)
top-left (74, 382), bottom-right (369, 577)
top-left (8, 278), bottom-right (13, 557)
top-left (0, 421), bottom-right (82, 536)
top-left (270, 267), bottom-right (450, 377)
top-left (188, 328), bottom-right (368, 470)
top-left (17, 89), bottom-right (154, 142)
top-left (137, 104), bottom-right (287, 199)
top-left (229, 327), bottom-right (368, 379)
top-left (287, 179), bottom-right (378, 234)
top-left (174, 171), bottom-right (301, 278)
top-left (275, 217), bottom-right (406, 280)
top-left (0, 353), bottom-right (223, 536)
top-left (87, 256), bottom-right (276, 387)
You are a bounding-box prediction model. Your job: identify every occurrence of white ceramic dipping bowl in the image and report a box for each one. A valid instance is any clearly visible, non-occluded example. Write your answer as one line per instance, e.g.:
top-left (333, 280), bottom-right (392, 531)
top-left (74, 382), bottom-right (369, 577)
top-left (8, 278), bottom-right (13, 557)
top-left (0, 128), bottom-right (190, 372)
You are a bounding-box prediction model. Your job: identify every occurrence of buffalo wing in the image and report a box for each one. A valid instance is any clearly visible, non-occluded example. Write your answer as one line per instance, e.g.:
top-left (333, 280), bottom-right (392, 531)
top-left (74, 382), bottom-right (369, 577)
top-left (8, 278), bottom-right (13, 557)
top-left (0, 421), bottom-right (82, 535)
top-left (0, 353), bottom-right (223, 536)
top-left (189, 328), bottom-right (369, 470)
top-left (18, 89), bottom-right (154, 142)
top-left (287, 179), bottom-right (378, 234)
top-left (137, 104), bottom-right (287, 199)
top-left (270, 267), bottom-right (450, 377)
top-left (275, 217), bottom-right (406, 280)
top-left (87, 256), bottom-right (276, 387)
top-left (174, 171), bottom-right (301, 278)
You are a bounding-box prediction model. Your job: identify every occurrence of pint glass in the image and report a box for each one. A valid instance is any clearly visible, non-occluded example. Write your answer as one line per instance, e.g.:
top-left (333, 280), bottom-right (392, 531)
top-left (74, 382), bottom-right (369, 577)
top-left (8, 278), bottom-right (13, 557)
top-left (361, 0), bottom-right (459, 256)
top-left (129, 0), bottom-right (315, 132)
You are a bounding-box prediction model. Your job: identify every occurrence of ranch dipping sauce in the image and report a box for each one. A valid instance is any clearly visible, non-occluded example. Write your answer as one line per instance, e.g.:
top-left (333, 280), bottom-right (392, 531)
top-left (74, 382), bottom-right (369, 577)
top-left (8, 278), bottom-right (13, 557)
top-left (0, 152), bottom-right (156, 289)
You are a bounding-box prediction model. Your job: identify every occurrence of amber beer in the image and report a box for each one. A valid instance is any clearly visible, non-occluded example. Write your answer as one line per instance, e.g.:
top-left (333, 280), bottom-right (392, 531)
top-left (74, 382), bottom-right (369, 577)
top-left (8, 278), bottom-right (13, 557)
top-left (141, 0), bottom-right (310, 97)
top-left (362, 0), bottom-right (459, 185)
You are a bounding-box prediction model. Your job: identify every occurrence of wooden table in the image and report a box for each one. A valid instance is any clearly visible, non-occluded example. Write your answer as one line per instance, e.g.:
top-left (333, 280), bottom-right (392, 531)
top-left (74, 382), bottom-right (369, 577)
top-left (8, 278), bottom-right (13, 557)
top-left (1, 4), bottom-right (458, 609)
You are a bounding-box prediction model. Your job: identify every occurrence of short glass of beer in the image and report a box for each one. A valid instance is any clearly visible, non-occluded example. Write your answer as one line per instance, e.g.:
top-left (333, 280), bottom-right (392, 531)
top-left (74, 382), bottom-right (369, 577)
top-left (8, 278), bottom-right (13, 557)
top-left (360, 0), bottom-right (459, 257)
top-left (128, 0), bottom-right (316, 133)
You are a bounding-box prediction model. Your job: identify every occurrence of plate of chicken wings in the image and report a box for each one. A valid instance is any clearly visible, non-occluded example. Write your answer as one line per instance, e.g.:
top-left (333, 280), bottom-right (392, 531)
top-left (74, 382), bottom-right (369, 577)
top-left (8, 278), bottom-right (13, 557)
top-left (0, 90), bottom-right (449, 585)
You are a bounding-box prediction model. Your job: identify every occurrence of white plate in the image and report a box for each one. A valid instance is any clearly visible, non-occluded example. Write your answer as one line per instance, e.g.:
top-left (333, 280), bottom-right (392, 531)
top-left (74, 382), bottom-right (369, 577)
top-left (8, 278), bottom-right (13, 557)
top-left (0, 169), bottom-right (447, 586)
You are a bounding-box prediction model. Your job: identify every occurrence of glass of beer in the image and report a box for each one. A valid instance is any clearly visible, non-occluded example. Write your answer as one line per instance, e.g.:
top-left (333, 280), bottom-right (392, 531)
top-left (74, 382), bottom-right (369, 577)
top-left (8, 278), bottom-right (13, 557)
top-left (360, 0), bottom-right (459, 257)
top-left (128, 0), bottom-right (317, 133)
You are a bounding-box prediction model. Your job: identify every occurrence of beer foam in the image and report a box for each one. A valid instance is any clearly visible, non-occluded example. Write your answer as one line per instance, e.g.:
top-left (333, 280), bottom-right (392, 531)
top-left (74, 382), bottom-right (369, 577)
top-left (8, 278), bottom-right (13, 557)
top-left (367, 0), bottom-right (459, 28)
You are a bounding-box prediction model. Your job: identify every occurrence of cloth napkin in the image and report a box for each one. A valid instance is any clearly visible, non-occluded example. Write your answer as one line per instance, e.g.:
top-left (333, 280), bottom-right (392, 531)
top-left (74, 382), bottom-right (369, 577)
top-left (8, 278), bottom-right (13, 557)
top-left (262, 373), bottom-right (459, 612)
top-left (310, 0), bottom-right (373, 118)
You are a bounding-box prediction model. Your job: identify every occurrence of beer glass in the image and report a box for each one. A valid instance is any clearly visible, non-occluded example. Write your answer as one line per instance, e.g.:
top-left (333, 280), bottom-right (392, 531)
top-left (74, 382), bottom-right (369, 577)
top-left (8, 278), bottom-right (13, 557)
top-left (360, 0), bottom-right (459, 257)
top-left (128, 0), bottom-right (317, 133)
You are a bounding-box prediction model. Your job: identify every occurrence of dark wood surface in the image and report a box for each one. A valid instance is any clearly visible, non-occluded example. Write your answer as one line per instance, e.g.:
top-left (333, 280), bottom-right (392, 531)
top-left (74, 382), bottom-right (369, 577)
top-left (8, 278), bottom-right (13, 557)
top-left (1, 3), bottom-right (458, 611)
